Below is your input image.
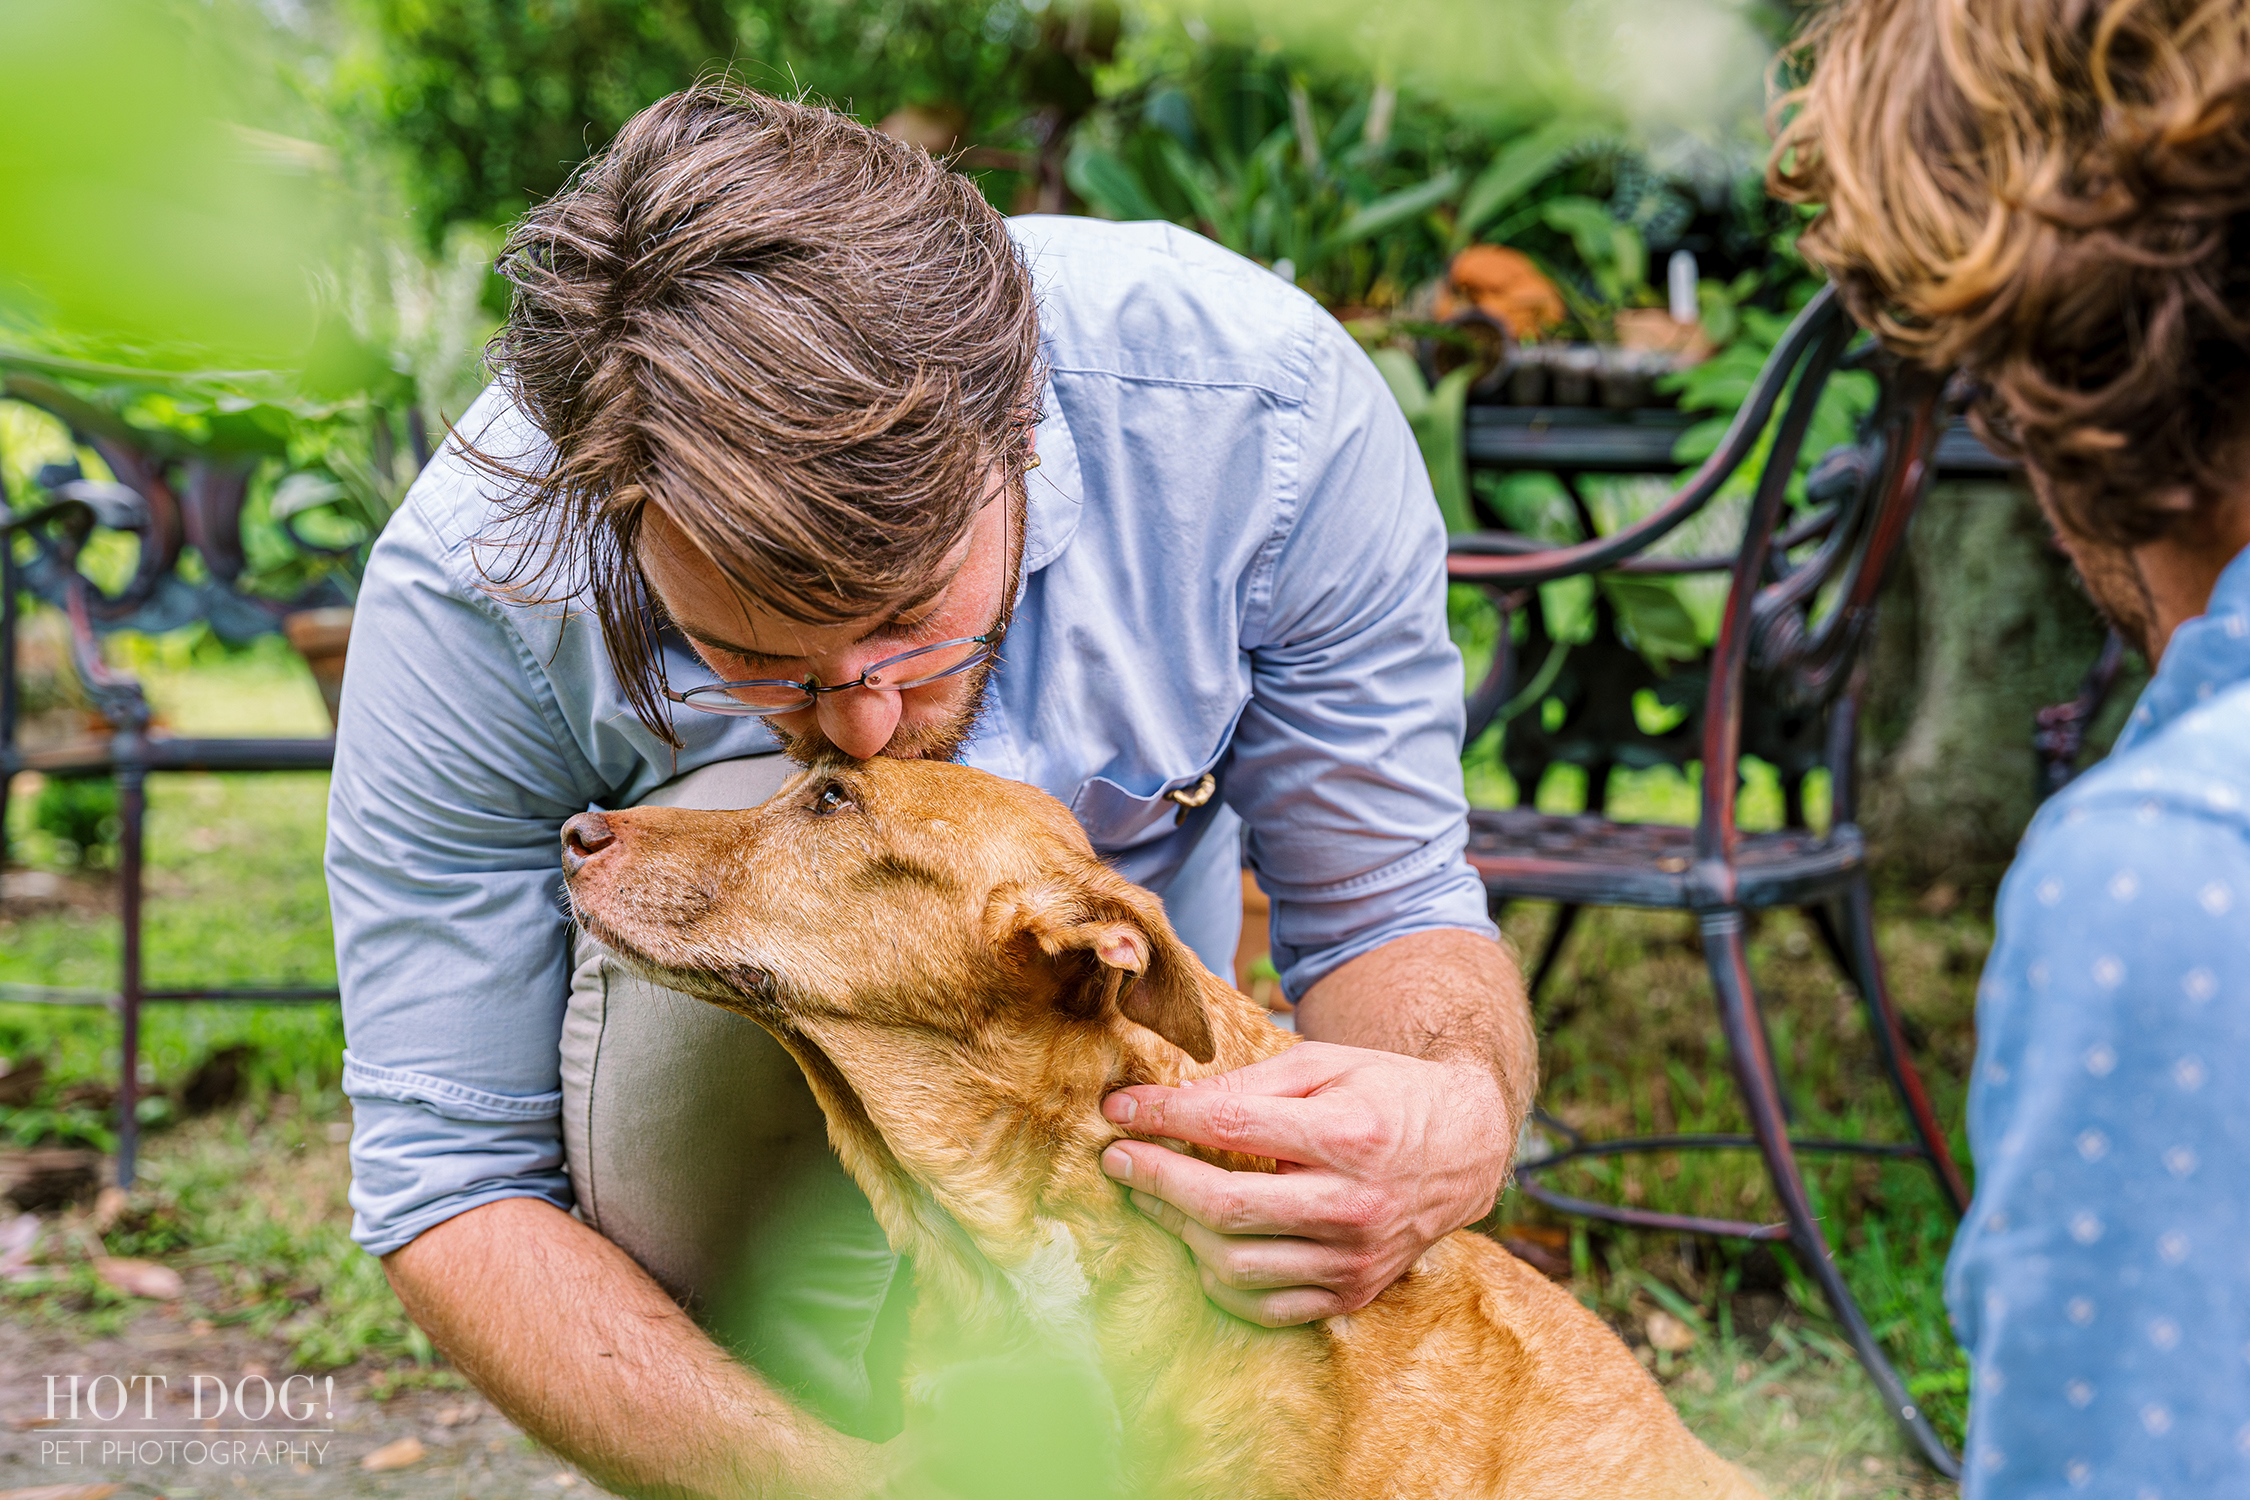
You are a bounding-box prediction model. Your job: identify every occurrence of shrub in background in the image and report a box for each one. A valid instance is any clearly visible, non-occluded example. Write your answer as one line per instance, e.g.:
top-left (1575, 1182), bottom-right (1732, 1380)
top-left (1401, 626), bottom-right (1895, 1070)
top-left (32, 775), bottom-right (120, 867)
top-left (330, 0), bottom-right (1126, 242)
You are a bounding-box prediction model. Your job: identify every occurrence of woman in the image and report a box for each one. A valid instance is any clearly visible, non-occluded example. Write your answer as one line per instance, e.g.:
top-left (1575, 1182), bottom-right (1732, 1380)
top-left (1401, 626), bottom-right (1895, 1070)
top-left (1774, 1), bottom-right (2250, 1489)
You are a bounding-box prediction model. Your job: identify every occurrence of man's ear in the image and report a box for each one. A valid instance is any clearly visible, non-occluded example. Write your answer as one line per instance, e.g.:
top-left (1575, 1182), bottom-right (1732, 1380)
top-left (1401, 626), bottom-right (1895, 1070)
top-left (989, 878), bottom-right (1217, 1065)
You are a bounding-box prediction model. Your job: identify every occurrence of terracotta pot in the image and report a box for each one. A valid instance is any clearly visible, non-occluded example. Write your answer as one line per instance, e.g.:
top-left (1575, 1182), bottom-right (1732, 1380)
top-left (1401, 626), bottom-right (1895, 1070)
top-left (1613, 308), bottom-right (1715, 365)
top-left (283, 606), bottom-right (353, 729)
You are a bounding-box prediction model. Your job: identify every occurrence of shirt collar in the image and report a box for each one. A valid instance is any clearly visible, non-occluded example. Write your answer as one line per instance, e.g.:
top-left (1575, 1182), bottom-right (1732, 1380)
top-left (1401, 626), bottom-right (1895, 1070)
top-left (2114, 542), bottom-right (2250, 754)
top-left (1020, 394), bottom-right (1083, 584)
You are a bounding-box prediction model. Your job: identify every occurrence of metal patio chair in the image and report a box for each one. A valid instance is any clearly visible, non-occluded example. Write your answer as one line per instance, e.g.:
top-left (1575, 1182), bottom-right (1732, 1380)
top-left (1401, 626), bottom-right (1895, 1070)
top-left (1, 370), bottom-right (351, 1186)
top-left (1450, 287), bottom-right (1970, 1475)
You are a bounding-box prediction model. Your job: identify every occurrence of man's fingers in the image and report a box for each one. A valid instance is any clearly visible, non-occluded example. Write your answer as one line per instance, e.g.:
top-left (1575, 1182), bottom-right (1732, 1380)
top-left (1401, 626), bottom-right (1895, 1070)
top-left (1102, 1143), bottom-right (1306, 1234)
top-left (1129, 1189), bottom-right (1339, 1288)
top-left (1103, 1081), bottom-right (1329, 1162)
top-left (1172, 1217), bottom-right (1365, 1293)
top-left (1194, 1269), bottom-right (1349, 1330)
top-left (1176, 1041), bottom-right (1363, 1099)
top-left (1126, 1190), bottom-right (1389, 1325)
top-left (1102, 1143), bottom-right (1400, 1244)
top-left (1127, 1187), bottom-right (1190, 1237)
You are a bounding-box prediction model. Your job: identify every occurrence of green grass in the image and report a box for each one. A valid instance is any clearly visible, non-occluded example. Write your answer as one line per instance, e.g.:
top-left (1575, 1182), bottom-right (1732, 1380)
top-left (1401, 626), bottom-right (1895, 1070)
top-left (2, 1102), bottom-right (439, 1373)
top-left (1488, 893), bottom-right (1980, 1494)
top-left (0, 640), bottom-right (411, 1367)
top-left (2, 641), bottom-right (343, 1104)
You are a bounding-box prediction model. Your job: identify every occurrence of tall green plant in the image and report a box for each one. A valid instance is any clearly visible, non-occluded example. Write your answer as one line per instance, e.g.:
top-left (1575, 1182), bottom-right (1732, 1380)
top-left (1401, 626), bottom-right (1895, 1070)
top-left (1067, 46), bottom-right (1620, 311)
top-left (334, 0), bottom-right (1121, 242)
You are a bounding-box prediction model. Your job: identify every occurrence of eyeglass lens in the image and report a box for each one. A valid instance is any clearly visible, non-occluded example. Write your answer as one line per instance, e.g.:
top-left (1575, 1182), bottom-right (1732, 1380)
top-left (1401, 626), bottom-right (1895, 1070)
top-left (675, 635), bottom-right (990, 713)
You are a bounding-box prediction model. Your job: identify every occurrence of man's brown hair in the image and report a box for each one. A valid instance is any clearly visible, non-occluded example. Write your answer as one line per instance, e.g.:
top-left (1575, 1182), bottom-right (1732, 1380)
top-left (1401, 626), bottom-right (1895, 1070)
top-left (472, 81), bottom-right (1045, 745)
top-left (1770, 0), bottom-right (2250, 546)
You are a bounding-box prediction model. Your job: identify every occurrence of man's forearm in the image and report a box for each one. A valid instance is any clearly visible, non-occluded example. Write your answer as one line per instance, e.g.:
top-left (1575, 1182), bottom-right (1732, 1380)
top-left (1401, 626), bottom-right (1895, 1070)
top-left (383, 1196), bottom-right (879, 1500)
top-left (1293, 927), bottom-right (1537, 1142)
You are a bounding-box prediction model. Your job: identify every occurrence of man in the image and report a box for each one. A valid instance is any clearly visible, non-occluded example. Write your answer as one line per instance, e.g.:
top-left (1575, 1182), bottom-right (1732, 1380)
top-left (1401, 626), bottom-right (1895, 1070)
top-left (1775, 0), bottom-right (2250, 1490)
top-left (330, 84), bottom-right (1534, 1498)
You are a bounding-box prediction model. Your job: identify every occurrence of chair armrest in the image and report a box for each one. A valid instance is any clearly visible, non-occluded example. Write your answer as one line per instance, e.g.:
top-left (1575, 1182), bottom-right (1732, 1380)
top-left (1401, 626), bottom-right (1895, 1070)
top-left (1447, 501), bottom-right (1843, 587)
top-left (1444, 288), bottom-right (1846, 588)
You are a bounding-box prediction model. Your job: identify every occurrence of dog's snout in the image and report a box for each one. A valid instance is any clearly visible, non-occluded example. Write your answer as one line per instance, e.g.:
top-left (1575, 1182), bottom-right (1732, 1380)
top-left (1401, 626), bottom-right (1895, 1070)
top-left (561, 810), bottom-right (617, 876)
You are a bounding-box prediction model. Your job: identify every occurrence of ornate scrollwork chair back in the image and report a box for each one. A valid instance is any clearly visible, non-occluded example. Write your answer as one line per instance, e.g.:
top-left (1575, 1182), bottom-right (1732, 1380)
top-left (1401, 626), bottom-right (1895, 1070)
top-left (1448, 286), bottom-right (1968, 1476)
top-left (1, 372), bottom-right (348, 1189)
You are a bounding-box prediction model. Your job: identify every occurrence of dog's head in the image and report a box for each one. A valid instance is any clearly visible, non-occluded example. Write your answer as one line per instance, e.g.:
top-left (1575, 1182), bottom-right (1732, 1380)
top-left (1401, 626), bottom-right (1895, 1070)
top-left (560, 758), bottom-right (1217, 1065)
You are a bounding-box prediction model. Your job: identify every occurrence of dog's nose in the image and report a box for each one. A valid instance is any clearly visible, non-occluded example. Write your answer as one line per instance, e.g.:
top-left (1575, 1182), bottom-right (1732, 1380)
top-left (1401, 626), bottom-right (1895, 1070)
top-left (561, 811), bottom-right (616, 876)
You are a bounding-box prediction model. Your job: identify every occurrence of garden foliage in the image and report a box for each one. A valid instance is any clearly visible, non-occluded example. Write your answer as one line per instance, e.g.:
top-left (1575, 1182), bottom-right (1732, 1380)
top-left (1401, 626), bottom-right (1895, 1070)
top-left (332, 0), bottom-right (1128, 241)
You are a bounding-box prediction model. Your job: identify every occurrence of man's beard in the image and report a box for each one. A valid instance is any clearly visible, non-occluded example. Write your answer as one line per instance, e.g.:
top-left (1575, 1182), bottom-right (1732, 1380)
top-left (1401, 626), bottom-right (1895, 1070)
top-left (765, 489), bottom-right (1024, 765)
top-left (763, 648), bottom-right (1001, 764)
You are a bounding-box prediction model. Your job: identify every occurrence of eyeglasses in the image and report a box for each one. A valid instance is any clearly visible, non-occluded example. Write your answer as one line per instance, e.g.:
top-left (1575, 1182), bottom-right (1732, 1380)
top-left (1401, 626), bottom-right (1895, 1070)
top-left (662, 493), bottom-right (1012, 718)
top-left (663, 633), bottom-right (998, 716)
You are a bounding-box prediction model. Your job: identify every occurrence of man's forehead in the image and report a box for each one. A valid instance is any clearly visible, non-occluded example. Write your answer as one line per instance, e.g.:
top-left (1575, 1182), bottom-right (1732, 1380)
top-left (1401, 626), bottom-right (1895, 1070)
top-left (640, 504), bottom-right (975, 657)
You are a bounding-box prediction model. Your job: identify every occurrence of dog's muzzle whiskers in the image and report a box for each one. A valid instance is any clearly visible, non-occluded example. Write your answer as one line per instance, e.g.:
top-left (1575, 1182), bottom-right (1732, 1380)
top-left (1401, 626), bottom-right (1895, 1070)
top-left (552, 875), bottom-right (584, 926)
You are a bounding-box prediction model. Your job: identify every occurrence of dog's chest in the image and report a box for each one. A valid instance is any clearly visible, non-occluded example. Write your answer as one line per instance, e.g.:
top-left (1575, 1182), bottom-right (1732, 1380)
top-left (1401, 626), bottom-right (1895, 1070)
top-left (1004, 1217), bottom-right (1098, 1337)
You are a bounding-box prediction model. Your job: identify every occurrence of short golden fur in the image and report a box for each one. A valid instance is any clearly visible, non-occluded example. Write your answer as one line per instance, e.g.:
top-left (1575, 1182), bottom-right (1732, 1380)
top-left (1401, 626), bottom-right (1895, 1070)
top-left (562, 758), bottom-right (1757, 1498)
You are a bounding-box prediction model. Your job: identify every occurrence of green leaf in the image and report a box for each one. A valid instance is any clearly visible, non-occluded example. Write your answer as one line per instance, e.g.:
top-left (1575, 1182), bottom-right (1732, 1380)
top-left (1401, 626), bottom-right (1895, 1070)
top-left (1367, 350), bottom-right (1475, 533)
top-left (1611, 223), bottom-right (1647, 301)
top-left (1538, 197), bottom-right (1646, 304)
top-left (1670, 415), bottom-right (1732, 466)
top-left (1662, 342), bottom-right (1768, 415)
top-left (270, 471), bottom-right (347, 522)
top-left (1064, 146), bottom-right (1164, 223)
top-left (1694, 280), bottom-right (1740, 348)
top-left (1419, 365), bottom-right (1477, 534)
top-left (1598, 574), bottom-right (1705, 667)
top-left (1331, 168), bottom-right (1464, 248)
top-left (1369, 346), bottom-right (1431, 419)
top-left (1154, 135), bottom-right (1237, 248)
top-left (1455, 120), bottom-right (1607, 248)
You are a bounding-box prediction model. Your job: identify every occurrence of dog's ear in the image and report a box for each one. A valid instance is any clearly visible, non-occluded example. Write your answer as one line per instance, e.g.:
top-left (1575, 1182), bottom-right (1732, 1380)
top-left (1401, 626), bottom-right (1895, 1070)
top-left (990, 876), bottom-right (1217, 1064)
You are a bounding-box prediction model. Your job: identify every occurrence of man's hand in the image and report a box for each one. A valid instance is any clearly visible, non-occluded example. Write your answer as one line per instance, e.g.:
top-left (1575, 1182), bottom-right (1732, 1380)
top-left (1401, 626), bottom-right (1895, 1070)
top-left (1099, 1041), bottom-right (1512, 1327)
top-left (1097, 926), bottom-right (1533, 1329)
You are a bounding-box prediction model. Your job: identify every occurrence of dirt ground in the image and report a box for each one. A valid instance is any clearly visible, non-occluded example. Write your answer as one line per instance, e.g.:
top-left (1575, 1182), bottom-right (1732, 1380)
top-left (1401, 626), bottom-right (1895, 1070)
top-left (0, 1293), bottom-right (618, 1499)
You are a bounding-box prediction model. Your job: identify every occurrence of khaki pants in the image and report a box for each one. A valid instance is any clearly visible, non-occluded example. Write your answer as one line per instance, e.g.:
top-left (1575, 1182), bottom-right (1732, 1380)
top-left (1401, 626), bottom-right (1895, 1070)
top-left (557, 755), bottom-right (911, 1440)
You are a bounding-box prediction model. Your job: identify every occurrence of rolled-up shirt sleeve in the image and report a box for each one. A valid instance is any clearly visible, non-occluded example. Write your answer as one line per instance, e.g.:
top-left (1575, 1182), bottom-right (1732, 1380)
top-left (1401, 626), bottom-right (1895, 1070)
top-left (329, 448), bottom-right (602, 1256)
top-left (1231, 310), bottom-right (1495, 998)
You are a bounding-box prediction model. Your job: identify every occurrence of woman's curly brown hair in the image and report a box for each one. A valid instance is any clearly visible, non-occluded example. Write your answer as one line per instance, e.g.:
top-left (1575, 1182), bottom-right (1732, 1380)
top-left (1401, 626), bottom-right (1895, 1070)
top-left (1770, 0), bottom-right (2250, 547)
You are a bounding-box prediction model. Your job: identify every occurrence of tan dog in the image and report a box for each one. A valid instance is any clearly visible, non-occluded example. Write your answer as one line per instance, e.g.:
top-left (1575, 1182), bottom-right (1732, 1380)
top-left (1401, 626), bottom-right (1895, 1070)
top-left (561, 757), bottom-right (1759, 1499)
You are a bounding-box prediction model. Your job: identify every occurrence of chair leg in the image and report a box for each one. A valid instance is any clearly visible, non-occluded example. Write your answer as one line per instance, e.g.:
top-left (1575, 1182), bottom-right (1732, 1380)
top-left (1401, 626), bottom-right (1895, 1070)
top-left (1804, 900), bottom-right (1854, 976)
top-left (117, 766), bottom-right (146, 1191)
top-left (1528, 903), bottom-right (1582, 1006)
top-left (1837, 877), bottom-right (1970, 1216)
top-left (1702, 906), bottom-right (1961, 1478)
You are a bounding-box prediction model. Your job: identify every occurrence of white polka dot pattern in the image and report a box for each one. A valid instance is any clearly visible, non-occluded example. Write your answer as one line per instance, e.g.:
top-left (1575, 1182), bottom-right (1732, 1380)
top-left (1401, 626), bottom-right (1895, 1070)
top-left (1949, 582), bottom-right (2250, 1499)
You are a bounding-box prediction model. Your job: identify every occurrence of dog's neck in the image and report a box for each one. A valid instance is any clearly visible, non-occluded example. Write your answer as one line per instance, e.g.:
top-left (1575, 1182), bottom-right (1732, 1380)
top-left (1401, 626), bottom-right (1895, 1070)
top-left (767, 967), bottom-right (1294, 1345)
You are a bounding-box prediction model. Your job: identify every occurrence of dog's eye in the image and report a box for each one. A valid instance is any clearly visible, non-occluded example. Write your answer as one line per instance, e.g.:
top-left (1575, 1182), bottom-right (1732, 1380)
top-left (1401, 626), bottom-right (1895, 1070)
top-left (811, 783), bottom-right (853, 816)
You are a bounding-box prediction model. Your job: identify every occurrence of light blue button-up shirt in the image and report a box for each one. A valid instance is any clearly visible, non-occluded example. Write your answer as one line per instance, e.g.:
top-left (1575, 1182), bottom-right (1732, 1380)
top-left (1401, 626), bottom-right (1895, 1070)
top-left (330, 215), bottom-right (1496, 1255)
top-left (1948, 545), bottom-right (2250, 1494)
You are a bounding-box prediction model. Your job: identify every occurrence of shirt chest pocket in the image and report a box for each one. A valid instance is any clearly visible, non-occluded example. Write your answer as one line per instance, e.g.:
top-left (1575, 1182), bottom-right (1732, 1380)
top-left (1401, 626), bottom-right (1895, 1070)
top-left (1059, 694), bottom-right (1251, 852)
top-left (1069, 763), bottom-right (1225, 852)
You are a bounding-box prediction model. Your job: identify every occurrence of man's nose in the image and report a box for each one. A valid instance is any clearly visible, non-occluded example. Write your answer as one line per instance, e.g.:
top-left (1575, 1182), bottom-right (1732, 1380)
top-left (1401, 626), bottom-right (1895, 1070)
top-left (817, 686), bottom-right (903, 760)
top-left (561, 810), bottom-right (616, 876)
